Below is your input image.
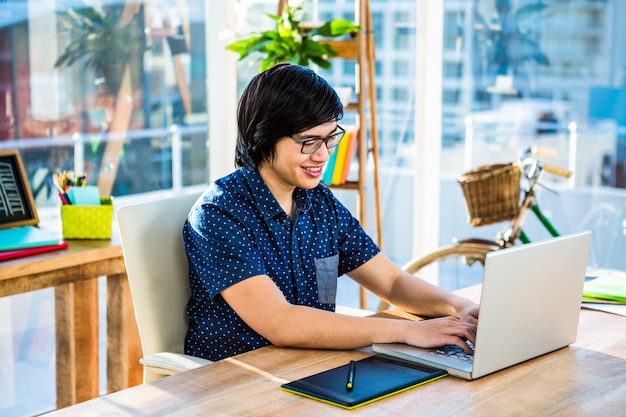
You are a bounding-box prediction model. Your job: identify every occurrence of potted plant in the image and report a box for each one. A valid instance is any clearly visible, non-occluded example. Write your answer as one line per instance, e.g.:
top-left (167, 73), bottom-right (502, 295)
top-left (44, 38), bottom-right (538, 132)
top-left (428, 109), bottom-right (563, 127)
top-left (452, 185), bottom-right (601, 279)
top-left (226, 5), bottom-right (360, 71)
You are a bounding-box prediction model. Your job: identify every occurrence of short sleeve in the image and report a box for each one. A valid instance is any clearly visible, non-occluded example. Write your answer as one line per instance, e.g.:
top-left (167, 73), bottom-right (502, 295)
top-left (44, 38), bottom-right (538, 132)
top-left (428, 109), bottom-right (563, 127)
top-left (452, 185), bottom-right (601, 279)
top-left (184, 202), bottom-right (267, 299)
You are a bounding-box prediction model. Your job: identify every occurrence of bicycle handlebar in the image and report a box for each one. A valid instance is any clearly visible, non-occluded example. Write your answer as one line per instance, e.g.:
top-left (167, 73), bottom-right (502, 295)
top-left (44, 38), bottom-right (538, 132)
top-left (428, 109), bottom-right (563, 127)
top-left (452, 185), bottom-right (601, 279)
top-left (520, 145), bottom-right (557, 159)
top-left (541, 162), bottom-right (572, 178)
top-left (532, 146), bottom-right (558, 158)
top-left (520, 145), bottom-right (572, 179)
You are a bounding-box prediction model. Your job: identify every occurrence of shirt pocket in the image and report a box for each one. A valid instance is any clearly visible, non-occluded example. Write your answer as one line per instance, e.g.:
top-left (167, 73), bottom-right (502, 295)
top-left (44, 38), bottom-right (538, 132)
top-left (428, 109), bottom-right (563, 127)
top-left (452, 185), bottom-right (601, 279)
top-left (314, 254), bottom-right (339, 304)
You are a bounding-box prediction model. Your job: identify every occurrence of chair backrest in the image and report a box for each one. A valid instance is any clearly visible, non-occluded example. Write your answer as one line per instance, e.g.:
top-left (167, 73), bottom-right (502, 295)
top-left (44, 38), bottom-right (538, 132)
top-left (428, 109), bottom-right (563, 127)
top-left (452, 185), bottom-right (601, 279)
top-left (117, 192), bottom-right (201, 357)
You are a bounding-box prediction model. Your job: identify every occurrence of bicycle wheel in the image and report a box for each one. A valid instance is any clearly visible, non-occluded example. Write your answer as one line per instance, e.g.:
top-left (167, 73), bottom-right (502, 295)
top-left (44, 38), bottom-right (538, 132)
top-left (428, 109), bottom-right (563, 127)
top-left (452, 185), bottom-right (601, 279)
top-left (377, 242), bottom-right (496, 312)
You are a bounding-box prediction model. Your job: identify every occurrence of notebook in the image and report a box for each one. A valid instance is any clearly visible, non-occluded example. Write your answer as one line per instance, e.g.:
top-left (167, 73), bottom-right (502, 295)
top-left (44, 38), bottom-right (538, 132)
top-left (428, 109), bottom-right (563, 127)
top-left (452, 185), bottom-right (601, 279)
top-left (0, 241), bottom-right (68, 261)
top-left (373, 231), bottom-right (591, 380)
top-left (583, 270), bottom-right (626, 303)
top-left (0, 226), bottom-right (63, 252)
top-left (281, 355), bottom-right (447, 409)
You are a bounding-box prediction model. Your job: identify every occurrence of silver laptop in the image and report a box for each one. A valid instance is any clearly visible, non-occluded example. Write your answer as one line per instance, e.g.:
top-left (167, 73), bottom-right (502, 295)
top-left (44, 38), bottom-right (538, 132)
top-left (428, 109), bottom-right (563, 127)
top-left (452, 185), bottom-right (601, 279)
top-left (373, 231), bottom-right (591, 380)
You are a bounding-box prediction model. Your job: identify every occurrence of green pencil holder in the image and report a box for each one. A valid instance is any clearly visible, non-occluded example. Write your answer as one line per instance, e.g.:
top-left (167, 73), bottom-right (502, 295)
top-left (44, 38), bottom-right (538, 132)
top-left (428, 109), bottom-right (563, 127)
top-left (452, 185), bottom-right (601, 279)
top-left (61, 197), bottom-right (114, 240)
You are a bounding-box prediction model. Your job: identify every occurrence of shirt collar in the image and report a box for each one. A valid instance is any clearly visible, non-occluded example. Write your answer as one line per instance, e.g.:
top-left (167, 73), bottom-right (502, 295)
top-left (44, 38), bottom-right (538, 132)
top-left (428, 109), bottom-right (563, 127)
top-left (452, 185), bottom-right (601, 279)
top-left (242, 168), bottom-right (312, 219)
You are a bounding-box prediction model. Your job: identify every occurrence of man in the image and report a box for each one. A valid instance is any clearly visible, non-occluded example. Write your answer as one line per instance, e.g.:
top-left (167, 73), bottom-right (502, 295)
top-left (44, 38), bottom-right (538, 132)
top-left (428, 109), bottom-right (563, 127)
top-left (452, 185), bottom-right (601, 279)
top-left (184, 63), bottom-right (478, 361)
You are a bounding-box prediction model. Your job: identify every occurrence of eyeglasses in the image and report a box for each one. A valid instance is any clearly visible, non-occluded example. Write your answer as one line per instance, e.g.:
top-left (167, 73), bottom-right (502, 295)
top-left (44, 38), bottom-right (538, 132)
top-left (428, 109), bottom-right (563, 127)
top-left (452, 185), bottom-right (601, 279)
top-left (290, 125), bottom-right (346, 154)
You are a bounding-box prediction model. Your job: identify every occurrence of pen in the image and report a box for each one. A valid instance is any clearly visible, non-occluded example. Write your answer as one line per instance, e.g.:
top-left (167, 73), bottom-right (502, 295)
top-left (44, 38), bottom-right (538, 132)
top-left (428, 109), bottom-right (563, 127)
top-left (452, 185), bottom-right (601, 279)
top-left (346, 360), bottom-right (356, 390)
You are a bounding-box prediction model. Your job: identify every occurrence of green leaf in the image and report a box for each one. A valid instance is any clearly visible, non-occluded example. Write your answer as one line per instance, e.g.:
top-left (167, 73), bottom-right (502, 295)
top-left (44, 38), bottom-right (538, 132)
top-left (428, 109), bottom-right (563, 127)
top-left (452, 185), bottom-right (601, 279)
top-left (225, 5), bottom-right (359, 72)
top-left (315, 19), bottom-right (360, 37)
top-left (301, 38), bottom-right (330, 58)
top-left (309, 56), bottom-right (333, 69)
top-left (226, 36), bottom-right (265, 55)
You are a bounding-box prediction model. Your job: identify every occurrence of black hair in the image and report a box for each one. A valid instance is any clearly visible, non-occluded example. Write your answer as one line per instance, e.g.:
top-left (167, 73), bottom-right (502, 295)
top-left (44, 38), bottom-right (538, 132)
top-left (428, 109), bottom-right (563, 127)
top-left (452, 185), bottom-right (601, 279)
top-left (235, 63), bottom-right (344, 170)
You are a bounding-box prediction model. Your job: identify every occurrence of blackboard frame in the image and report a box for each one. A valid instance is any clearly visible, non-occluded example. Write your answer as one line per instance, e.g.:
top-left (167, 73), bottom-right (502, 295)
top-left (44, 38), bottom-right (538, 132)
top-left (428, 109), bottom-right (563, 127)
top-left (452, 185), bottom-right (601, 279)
top-left (0, 149), bottom-right (39, 229)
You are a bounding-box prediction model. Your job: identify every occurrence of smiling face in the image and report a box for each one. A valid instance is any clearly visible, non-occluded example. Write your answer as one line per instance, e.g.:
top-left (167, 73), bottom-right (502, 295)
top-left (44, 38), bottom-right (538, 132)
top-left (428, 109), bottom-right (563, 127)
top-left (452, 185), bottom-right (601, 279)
top-left (258, 121), bottom-right (338, 198)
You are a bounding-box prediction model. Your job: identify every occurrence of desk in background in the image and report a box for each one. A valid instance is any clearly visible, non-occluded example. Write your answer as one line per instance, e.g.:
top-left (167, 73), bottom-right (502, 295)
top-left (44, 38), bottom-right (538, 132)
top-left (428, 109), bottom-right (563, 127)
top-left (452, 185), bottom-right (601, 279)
top-left (0, 236), bottom-right (143, 408)
top-left (44, 286), bottom-right (626, 416)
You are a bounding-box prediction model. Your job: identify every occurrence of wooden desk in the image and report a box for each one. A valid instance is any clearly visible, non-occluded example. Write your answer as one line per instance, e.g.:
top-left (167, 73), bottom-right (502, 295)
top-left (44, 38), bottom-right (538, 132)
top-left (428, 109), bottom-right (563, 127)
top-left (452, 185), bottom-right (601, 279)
top-left (0, 236), bottom-right (142, 408)
top-left (44, 287), bottom-right (626, 416)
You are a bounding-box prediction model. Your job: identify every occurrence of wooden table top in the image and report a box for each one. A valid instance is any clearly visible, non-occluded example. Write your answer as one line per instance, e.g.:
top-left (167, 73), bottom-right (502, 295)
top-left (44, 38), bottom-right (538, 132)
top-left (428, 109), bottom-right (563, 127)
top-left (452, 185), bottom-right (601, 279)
top-left (0, 232), bottom-right (123, 296)
top-left (46, 286), bottom-right (626, 417)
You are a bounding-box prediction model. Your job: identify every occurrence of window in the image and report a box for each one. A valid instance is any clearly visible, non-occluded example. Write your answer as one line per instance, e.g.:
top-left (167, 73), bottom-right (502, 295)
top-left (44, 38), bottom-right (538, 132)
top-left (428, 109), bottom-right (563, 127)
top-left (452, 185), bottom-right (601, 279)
top-left (343, 61), bottom-right (356, 77)
top-left (443, 0), bottom-right (626, 275)
top-left (1, 1), bottom-right (208, 204)
top-left (442, 89), bottom-right (460, 104)
top-left (0, 1), bottom-right (211, 415)
top-left (393, 10), bottom-right (412, 50)
top-left (392, 87), bottom-right (410, 102)
top-left (372, 11), bottom-right (384, 47)
top-left (393, 60), bottom-right (410, 77)
top-left (443, 62), bottom-right (462, 78)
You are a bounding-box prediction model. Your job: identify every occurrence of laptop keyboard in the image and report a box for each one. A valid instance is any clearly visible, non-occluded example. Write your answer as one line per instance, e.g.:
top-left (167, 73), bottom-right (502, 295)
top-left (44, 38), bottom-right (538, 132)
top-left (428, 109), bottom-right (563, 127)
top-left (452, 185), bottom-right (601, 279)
top-left (428, 343), bottom-right (475, 362)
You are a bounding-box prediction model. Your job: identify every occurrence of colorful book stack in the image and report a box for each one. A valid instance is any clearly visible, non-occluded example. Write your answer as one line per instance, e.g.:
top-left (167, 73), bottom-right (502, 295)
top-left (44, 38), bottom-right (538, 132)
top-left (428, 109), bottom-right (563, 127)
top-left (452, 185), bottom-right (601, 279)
top-left (322, 126), bottom-right (359, 186)
top-left (0, 226), bottom-right (67, 261)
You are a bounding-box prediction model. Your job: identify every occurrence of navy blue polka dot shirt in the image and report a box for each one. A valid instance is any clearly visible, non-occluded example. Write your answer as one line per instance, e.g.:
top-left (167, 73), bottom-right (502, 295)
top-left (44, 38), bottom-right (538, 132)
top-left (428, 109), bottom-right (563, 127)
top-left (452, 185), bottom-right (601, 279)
top-left (183, 168), bottom-right (379, 361)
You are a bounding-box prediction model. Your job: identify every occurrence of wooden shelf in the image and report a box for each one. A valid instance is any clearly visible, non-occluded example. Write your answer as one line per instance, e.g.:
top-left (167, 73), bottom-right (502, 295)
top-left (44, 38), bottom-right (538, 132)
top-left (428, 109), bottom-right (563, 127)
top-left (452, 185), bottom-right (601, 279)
top-left (327, 181), bottom-right (360, 191)
top-left (320, 39), bottom-right (358, 59)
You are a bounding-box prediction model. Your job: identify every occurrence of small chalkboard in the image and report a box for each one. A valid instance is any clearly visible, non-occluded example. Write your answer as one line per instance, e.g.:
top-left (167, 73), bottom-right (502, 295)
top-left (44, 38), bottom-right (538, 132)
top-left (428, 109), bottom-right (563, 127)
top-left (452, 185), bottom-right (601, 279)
top-left (0, 149), bottom-right (39, 230)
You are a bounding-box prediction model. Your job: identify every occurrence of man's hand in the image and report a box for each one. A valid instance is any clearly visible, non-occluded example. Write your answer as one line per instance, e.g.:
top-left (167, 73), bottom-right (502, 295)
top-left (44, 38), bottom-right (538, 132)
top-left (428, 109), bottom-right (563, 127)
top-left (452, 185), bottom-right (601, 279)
top-left (404, 316), bottom-right (477, 354)
top-left (458, 303), bottom-right (479, 325)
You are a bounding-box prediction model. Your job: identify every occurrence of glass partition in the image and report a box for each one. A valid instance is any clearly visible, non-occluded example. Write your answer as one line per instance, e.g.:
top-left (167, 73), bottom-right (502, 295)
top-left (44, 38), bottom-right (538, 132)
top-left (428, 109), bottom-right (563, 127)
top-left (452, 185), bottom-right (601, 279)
top-left (317, 0), bottom-right (626, 289)
top-left (0, 0), bottom-right (208, 206)
top-left (1, 1), bottom-right (209, 416)
top-left (436, 0), bottom-right (626, 288)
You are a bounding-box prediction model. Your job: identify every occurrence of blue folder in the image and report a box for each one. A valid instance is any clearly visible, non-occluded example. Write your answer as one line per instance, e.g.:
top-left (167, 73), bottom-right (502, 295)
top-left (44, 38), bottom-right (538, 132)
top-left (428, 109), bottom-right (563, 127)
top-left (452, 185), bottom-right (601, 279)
top-left (0, 226), bottom-right (63, 252)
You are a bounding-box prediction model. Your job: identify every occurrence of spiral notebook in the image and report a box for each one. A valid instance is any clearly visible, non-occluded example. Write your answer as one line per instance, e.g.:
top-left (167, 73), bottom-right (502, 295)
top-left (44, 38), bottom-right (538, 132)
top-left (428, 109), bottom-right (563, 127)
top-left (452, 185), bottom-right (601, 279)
top-left (281, 355), bottom-right (447, 409)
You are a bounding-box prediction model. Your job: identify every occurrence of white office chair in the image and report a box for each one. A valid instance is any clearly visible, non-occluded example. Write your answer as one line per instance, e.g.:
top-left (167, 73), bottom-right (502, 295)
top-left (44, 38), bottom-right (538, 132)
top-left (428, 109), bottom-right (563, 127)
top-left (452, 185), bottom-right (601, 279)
top-left (117, 192), bottom-right (211, 382)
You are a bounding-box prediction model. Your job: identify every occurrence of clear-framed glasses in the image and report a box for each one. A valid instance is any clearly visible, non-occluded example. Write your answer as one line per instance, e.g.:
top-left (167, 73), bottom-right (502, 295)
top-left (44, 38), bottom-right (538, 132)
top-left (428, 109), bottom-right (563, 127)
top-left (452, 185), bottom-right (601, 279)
top-left (290, 125), bottom-right (346, 154)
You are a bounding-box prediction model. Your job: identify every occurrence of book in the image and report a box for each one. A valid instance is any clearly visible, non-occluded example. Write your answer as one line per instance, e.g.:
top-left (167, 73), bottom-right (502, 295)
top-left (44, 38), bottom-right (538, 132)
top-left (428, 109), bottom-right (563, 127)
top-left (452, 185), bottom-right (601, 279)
top-left (0, 226), bottom-right (63, 251)
top-left (281, 355), bottom-right (447, 409)
top-left (581, 301), bottom-right (626, 317)
top-left (322, 142), bottom-right (339, 185)
top-left (331, 127), bottom-right (352, 185)
top-left (583, 271), bottom-right (626, 303)
top-left (0, 241), bottom-right (69, 261)
top-left (340, 126), bottom-right (358, 184)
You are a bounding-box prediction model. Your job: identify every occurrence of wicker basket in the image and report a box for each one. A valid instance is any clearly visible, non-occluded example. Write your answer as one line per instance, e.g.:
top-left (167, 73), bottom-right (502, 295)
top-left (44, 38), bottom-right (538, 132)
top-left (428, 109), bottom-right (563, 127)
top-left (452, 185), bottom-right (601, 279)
top-left (457, 163), bottom-right (522, 227)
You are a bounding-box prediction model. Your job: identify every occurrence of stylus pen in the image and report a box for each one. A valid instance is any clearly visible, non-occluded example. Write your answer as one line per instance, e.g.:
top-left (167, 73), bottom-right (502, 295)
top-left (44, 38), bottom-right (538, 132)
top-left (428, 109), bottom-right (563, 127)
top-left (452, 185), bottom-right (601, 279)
top-left (346, 360), bottom-right (356, 390)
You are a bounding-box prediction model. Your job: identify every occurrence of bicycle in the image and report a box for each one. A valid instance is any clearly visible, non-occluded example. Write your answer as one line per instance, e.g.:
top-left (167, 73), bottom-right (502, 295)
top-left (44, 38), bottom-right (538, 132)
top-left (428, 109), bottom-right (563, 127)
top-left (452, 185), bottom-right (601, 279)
top-left (377, 145), bottom-right (572, 312)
